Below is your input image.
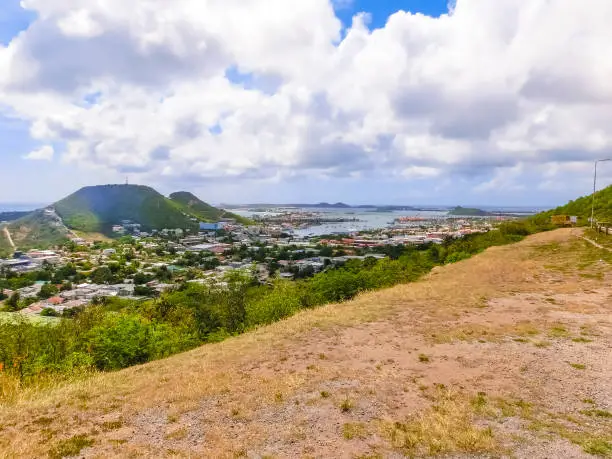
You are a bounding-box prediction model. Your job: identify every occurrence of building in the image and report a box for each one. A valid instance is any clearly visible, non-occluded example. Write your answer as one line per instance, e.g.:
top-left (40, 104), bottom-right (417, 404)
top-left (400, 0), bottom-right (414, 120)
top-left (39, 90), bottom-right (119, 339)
top-left (28, 250), bottom-right (61, 264)
top-left (199, 222), bottom-right (225, 231)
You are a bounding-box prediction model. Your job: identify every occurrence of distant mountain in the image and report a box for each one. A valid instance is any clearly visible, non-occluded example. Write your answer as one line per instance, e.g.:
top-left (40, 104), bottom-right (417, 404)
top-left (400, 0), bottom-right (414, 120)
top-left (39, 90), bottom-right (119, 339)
top-left (54, 185), bottom-right (198, 234)
top-left (535, 184), bottom-right (612, 225)
top-left (169, 192), bottom-right (252, 225)
top-left (312, 202), bottom-right (351, 209)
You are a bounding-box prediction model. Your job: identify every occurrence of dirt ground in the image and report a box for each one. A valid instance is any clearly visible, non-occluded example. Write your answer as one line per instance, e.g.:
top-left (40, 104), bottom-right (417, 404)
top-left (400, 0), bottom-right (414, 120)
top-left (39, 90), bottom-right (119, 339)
top-left (0, 228), bottom-right (610, 458)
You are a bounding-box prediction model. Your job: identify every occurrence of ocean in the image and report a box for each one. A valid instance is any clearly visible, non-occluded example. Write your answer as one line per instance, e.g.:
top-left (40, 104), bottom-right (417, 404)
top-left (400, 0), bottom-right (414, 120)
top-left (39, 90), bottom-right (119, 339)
top-left (0, 203), bottom-right (47, 212)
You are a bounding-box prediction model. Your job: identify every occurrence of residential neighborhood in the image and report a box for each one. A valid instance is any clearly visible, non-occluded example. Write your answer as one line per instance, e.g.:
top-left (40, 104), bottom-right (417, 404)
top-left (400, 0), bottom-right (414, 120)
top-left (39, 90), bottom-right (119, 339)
top-left (1, 212), bottom-right (496, 317)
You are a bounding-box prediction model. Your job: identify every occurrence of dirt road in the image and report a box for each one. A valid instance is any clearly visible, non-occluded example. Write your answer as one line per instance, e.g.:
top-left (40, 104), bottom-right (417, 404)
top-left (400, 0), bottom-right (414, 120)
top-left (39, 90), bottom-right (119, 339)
top-left (1, 229), bottom-right (610, 458)
top-left (1, 226), bottom-right (15, 250)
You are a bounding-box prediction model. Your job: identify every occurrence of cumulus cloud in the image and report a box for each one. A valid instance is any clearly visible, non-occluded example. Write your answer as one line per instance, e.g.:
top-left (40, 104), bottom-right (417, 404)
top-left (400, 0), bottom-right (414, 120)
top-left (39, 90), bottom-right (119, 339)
top-left (23, 145), bottom-right (54, 161)
top-left (1, 0), bottom-right (611, 195)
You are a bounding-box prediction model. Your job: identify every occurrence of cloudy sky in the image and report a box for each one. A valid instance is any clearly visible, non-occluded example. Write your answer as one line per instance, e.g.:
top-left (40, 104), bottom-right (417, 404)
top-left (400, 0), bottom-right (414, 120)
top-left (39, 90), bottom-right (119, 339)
top-left (1, 0), bottom-right (611, 207)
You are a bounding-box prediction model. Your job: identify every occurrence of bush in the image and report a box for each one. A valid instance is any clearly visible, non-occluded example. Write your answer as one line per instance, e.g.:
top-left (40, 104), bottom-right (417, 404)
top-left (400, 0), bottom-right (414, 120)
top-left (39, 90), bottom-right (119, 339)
top-left (246, 281), bottom-right (302, 326)
top-left (40, 308), bottom-right (59, 317)
top-left (85, 315), bottom-right (152, 370)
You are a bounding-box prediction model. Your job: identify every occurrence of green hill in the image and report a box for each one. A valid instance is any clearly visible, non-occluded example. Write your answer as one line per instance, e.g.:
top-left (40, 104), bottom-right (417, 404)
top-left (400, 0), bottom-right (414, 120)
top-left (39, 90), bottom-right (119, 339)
top-left (1, 209), bottom-right (71, 256)
top-left (169, 192), bottom-right (252, 225)
top-left (536, 184), bottom-right (612, 226)
top-left (54, 185), bottom-right (198, 234)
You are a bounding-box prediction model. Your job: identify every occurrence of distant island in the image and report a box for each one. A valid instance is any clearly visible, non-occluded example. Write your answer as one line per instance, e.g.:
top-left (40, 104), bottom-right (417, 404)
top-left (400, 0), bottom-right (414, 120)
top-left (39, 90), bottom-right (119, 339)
top-left (447, 206), bottom-right (493, 217)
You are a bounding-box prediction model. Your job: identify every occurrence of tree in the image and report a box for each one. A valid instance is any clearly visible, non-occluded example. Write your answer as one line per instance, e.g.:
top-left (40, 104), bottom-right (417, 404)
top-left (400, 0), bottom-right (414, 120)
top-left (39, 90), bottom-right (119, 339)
top-left (133, 272), bottom-right (152, 285)
top-left (91, 266), bottom-right (113, 284)
top-left (38, 283), bottom-right (59, 300)
top-left (134, 285), bottom-right (156, 297)
top-left (155, 266), bottom-right (173, 282)
top-left (5, 292), bottom-right (20, 311)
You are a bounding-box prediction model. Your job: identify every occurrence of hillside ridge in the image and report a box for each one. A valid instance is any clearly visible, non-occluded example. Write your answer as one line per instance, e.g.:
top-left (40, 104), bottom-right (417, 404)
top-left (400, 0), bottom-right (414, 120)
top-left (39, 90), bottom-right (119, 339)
top-left (1, 228), bottom-right (610, 458)
top-left (169, 191), bottom-right (252, 225)
top-left (537, 183), bottom-right (612, 225)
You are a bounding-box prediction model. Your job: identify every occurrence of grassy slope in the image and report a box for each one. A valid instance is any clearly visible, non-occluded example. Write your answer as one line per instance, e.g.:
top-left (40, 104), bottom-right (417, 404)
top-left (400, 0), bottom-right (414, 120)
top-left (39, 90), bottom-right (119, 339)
top-left (169, 191), bottom-right (253, 225)
top-left (54, 185), bottom-right (198, 234)
top-left (537, 184), bottom-right (612, 225)
top-left (1, 229), bottom-right (610, 458)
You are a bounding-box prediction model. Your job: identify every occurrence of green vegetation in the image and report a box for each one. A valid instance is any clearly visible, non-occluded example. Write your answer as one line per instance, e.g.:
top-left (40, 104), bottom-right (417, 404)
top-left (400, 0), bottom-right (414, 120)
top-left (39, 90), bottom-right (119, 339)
top-left (447, 206), bottom-right (492, 217)
top-left (54, 185), bottom-right (198, 234)
top-left (0, 220), bottom-right (550, 391)
top-left (536, 183), bottom-right (612, 225)
top-left (170, 191), bottom-right (252, 225)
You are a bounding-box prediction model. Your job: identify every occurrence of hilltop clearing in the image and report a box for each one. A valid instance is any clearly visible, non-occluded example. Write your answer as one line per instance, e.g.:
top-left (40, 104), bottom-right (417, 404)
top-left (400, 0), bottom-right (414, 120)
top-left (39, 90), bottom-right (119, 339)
top-left (1, 229), bottom-right (611, 458)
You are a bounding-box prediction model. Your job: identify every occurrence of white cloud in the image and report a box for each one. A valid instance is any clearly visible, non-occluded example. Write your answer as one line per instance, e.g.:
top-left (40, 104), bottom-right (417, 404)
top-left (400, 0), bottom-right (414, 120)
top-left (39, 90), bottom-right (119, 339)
top-left (23, 145), bottom-right (54, 161)
top-left (1, 0), bottom-right (611, 196)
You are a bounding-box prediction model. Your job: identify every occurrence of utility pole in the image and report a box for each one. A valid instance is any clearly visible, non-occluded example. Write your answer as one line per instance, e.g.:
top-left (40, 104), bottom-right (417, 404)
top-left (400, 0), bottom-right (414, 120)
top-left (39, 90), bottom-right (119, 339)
top-left (591, 159), bottom-right (611, 229)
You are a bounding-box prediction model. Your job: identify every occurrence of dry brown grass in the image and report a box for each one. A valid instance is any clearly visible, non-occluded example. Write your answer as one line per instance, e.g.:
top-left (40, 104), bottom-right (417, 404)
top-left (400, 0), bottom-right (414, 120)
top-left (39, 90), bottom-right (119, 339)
top-left (0, 228), bottom-right (610, 458)
top-left (380, 387), bottom-right (497, 456)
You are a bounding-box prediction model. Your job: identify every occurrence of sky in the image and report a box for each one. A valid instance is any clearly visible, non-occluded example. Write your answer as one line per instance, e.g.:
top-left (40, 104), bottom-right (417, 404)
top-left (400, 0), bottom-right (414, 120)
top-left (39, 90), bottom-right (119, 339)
top-left (1, 0), bottom-right (611, 207)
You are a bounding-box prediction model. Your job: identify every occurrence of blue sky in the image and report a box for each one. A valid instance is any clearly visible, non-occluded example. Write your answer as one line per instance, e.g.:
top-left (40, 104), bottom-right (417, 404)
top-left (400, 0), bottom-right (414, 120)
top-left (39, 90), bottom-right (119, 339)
top-left (335, 0), bottom-right (450, 28)
top-left (0, 0), bottom-right (35, 44)
top-left (0, 0), bottom-right (610, 208)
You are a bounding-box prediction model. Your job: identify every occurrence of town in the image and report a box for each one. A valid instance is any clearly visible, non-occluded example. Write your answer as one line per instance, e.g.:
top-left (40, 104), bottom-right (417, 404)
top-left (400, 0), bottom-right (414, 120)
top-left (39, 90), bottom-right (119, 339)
top-left (0, 212), bottom-right (498, 318)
